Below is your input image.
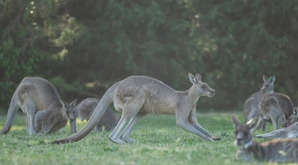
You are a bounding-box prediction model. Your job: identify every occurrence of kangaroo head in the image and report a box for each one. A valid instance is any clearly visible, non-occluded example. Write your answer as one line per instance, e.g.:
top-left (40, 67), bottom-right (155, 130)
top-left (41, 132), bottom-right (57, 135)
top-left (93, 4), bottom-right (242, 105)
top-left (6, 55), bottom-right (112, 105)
top-left (61, 99), bottom-right (78, 123)
top-left (232, 116), bottom-right (260, 149)
top-left (260, 75), bottom-right (275, 94)
top-left (283, 107), bottom-right (298, 127)
top-left (189, 73), bottom-right (215, 97)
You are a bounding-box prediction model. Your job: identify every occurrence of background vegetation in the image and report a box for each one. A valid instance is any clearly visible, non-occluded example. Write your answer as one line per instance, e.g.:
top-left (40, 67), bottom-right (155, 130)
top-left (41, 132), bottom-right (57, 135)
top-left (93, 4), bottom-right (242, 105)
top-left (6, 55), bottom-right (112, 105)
top-left (1, 0), bottom-right (298, 111)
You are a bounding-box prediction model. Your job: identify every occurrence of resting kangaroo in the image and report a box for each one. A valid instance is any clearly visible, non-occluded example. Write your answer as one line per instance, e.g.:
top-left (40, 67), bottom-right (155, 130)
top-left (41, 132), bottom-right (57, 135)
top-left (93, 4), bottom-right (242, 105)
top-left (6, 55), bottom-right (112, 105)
top-left (283, 107), bottom-right (298, 128)
top-left (232, 116), bottom-right (298, 162)
top-left (243, 75), bottom-right (276, 132)
top-left (77, 98), bottom-right (119, 132)
top-left (259, 75), bottom-right (293, 130)
top-left (53, 73), bottom-right (219, 144)
top-left (256, 122), bottom-right (298, 139)
top-left (0, 77), bottom-right (77, 135)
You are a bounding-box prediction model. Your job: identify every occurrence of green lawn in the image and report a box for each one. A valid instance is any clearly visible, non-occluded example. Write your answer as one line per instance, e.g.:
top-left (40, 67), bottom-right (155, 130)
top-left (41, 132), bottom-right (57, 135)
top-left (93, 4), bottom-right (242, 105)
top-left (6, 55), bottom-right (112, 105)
top-left (0, 112), bottom-right (278, 165)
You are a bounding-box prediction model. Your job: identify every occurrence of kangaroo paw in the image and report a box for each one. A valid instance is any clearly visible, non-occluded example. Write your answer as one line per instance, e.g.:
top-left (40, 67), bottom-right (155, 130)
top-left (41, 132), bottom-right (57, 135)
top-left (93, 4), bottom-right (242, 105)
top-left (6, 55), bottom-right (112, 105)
top-left (121, 136), bottom-right (136, 144)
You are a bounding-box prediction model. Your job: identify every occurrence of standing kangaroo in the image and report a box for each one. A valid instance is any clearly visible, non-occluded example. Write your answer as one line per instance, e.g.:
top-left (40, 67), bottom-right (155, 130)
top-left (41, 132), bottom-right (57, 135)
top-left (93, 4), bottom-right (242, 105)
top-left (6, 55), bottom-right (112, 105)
top-left (0, 77), bottom-right (77, 135)
top-left (243, 76), bottom-right (275, 132)
top-left (53, 73), bottom-right (219, 144)
top-left (77, 98), bottom-right (119, 132)
top-left (259, 75), bottom-right (293, 130)
top-left (232, 116), bottom-right (298, 162)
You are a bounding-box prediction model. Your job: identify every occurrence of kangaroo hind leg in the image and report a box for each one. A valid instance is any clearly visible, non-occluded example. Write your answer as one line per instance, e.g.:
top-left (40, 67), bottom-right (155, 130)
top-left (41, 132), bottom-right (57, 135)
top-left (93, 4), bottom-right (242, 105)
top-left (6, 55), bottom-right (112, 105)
top-left (120, 112), bottom-right (147, 143)
top-left (23, 100), bottom-right (36, 135)
top-left (270, 107), bottom-right (281, 130)
top-left (93, 124), bottom-right (103, 132)
top-left (109, 95), bottom-right (145, 144)
top-left (35, 110), bottom-right (51, 134)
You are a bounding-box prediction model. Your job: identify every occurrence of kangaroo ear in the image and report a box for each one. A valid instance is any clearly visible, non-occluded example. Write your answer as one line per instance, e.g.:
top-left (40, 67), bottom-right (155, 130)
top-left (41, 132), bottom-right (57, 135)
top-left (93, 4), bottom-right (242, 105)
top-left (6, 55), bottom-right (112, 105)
top-left (231, 116), bottom-right (241, 128)
top-left (195, 73), bottom-right (202, 82)
top-left (269, 75), bottom-right (276, 83)
top-left (60, 100), bottom-right (66, 107)
top-left (263, 75), bottom-right (268, 82)
top-left (69, 99), bottom-right (77, 107)
top-left (189, 73), bottom-right (197, 84)
top-left (247, 116), bottom-right (261, 131)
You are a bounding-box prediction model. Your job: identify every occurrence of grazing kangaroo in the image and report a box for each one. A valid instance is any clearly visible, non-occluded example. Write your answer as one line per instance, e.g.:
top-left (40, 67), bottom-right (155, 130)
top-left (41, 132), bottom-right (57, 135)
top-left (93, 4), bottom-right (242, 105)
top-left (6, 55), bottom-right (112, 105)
top-left (232, 116), bottom-right (298, 162)
top-left (256, 122), bottom-right (298, 139)
top-left (283, 107), bottom-right (298, 128)
top-left (259, 75), bottom-right (293, 130)
top-left (53, 73), bottom-right (219, 144)
top-left (76, 98), bottom-right (119, 132)
top-left (0, 77), bottom-right (77, 135)
top-left (243, 75), bottom-right (276, 132)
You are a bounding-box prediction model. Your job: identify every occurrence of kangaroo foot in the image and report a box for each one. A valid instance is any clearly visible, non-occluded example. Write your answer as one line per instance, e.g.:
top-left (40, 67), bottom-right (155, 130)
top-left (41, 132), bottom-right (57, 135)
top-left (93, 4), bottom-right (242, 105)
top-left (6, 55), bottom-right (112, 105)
top-left (121, 136), bottom-right (136, 144)
top-left (212, 137), bottom-right (221, 141)
top-left (109, 137), bottom-right (126, 144)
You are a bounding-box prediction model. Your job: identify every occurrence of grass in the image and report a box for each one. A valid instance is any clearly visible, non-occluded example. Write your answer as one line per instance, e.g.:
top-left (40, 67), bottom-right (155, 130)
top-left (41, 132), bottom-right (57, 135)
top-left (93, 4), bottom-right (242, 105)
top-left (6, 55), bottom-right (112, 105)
top-left (0, 111), bottom-right (281, 165)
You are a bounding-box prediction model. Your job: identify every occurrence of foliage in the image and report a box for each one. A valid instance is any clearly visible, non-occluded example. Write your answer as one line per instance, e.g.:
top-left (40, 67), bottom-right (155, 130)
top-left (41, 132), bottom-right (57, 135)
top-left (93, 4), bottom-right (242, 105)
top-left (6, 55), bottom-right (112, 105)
top-left (0, 112), bottom-right (273, 165)
top-left (1, 0), bottom-right (298, 111)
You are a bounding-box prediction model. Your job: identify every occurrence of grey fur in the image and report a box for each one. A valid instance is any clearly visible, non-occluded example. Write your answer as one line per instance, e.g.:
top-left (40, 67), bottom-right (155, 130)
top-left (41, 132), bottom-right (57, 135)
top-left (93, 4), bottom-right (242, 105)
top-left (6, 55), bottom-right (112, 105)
top-left (76, 98), bottom-right (119, 132)
top-left (232, 116), bottom-right (298, 162)
top-left (53, 73), bottom-right (219, 144)
top-left (256, 122), bottom-right (298, 139)
top-left (283, 107), bottom-right (298, 128)
top-left (0, 77), bottom-right (77, 135)
top-left (244, 76), bottom-right (276, 132)
top-left (259, 75), bottom-right (293, 130)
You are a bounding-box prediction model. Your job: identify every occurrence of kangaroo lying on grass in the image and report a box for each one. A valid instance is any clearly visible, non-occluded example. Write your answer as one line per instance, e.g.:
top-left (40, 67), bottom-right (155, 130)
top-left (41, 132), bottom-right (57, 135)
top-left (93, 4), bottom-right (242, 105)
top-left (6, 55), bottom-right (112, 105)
top-left (256, 122), bottom-right (298, 139)
top-left (232, 116), bottom-right (298, 162)
top-left (76, 98), bottom-right (119, 132)
top-left (283, 107), bottom-right (298, 128)
top-left (0, 77), bottom-right (77, 135)
top-left (53, 73), bottom-right (220, 144)
top-left (243, 76), bottom-right (275, 132)
top-left (259, 76), bottom-right (293, 130)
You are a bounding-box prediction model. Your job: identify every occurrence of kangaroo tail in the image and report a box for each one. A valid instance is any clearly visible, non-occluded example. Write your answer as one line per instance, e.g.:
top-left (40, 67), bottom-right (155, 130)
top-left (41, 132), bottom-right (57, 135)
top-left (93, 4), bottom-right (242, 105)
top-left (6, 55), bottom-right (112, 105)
top-left (52, 83), bottom-right (119, 144)
top-left (0, 91), bottom-right (19, 134)
top-left (256, 130), bottom-right (287, 139)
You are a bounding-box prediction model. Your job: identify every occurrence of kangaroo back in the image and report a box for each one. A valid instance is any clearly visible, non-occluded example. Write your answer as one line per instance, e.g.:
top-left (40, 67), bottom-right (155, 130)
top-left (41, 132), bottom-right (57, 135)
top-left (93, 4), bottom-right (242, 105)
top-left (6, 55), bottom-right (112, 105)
top-left (262, 93), bottom-right (293, 119)
top-left (77, 98), bottom-right (99, 121)
top-left (276, 94), bottom-right (294, 119)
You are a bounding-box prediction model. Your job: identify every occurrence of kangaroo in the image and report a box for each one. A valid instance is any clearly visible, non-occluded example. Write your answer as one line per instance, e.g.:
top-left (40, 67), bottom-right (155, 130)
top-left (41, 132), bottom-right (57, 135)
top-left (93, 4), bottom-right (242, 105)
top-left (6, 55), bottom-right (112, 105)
top-left (256, 122), bottom-right (298, 139)
top-left (283, 107), bottom-right (298, 128)
top-left (52, 73), bottom-right (219, 144)
top-left (0, 77), bottom-right (77, 135)
top-left (76, 98), bottom-right (119, 132)
top-left (243, 75), bottom-right (275, 133)
top-left (232, 116), bottom-right (298, 162)
top-left (34, 99), bottom-right (78, 134)
top-left (259, 75), bottom-right (293, 130)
